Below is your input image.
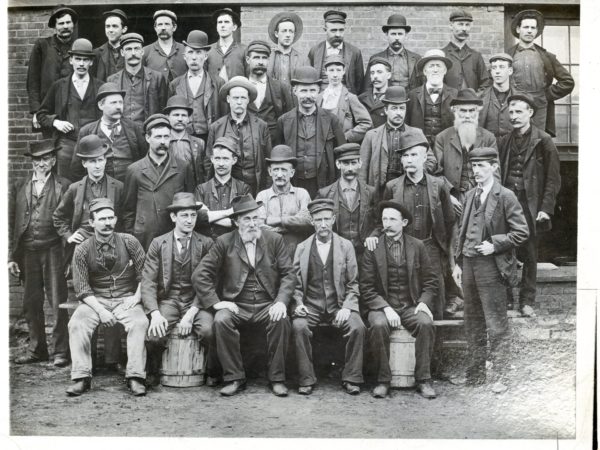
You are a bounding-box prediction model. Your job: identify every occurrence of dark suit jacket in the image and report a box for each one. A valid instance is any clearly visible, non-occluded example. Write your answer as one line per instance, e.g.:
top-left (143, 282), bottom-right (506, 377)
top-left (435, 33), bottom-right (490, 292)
top-left (193, 229), bottom-right (295, 308)
top-left (247, 76), bottom-right (294, 133)
top-left (141, 230), bottom-right (214, 312)
top-left (358, 89), bottom-right (387, 129)
top-left (441, 43), bottom-right (492, 92)
top-left (406, 84), bottom-right (458, 132)
top-left (363, 47), bottom-right (422, 93)
top-left (267, 46), bottom-right (309, 81)
top-left (457, 180), bottom-right (529, 286)
top-left (308, 41), bottom-right (364, 95)
top-left (92, 42), bottom-right (124, 82)
top-left (478, 84), bottom-right (525, 138)
top-left (360, 234), bottom-right (438, 313)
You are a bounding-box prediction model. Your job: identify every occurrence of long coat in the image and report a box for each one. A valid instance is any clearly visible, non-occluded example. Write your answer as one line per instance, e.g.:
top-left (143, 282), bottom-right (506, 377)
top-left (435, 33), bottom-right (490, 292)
top-left (292, 233), bottom-right (360, 312)
top-left (441, 43), bottom-right (492, 92)
top-left (141, 230), bottom-right (214, 313)
top-left (247, 76), bottom-right (295, 136)
top-left (406, 84), bottom-right (458, 132)
top-left (92, 41), bottom-right (124, 82)
top-left (363, 47), bottom-right (422, 92)
top-left (317, 85), bottom-right (373, 143)
top-left (457, 180), bottom-right (529, 286)
top-left (308, 41), bottom-right (364, 95)
top-left (357, 89), bottom-right (387, 129)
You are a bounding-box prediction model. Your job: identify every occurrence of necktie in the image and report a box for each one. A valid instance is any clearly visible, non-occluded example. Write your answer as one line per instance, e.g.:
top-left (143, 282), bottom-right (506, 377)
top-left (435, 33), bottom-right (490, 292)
top-left (178, 236), bottom-right (190, 259)
top-left (244, 241), bottom-right (256, 267)
top-left (428, 88), bottom-right (442, 95)
top-left (474, 187), bottom-right (483, 210)
top-left (101, 243), bottom-right (115, 270)
top-left (108, 122), bottom-right (120, 139)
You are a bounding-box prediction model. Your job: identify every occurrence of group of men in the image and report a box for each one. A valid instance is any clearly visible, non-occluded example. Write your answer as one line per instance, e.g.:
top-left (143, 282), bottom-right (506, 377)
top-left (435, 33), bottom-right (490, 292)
top-left (10, 4), bottom-right (570, 399)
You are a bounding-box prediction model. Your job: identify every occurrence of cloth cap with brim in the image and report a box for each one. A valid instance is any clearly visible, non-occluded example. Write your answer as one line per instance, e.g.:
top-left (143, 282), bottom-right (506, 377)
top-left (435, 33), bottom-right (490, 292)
top-left (120, 33), bottom-right (144, 47)
top-left (379, 200), bottom-right (413, 225)
top-left (334, 143), bottom-right (361, 161)
top-left (489, 52), bottom-right (513, 64)
top-left (324, 10), bottom-right (347, 24)
top-left (219, 76), bottom-right (258, 103)
top-left (449, 9), bottom-right (473, 22)
top-left (89, 197), bottom-right (115, 214)
top-left (324, 54), bottom-right (346, 68)
top-left (291, 66), bottom-right (322, 85)
top-left (368, 56), bottom-right (392, 71)
top-left (166, 192), bottom-right (202, 212)
top-left (76, 135), bottom-right (111, 159)
top-left (469, 147), bottom-right (499, 162)
top-left (507, 93), bottom-right (537, 112)
top-left (96, 82), bottom-right (126, 102)
top-left (397, 128), bottom-right (429, 153)
top-left (25, 140), bottom-right (57, 158)
top-left (103, 9), bottom-right (128, 25)
top-left (268, 12), bottom-right (303, 44)
top-left (450, 88), bottom-right (483, 107)
top-left (164, 95), bottom-right (194, 115)
top-left (511, 9), bottom-right (545, 38)
top-left (153, 10), bottom-right (177, 24)
top-left (212, 8), bottom-right (241, 27)
top-left (382, 86), bottom-right (410, 104)
top-left (183, 30), bottom-right (211, 50)
top-left (68, 38), bottom-right (94, 57)
top-left (212, 136), bottom-right (240, 157)
top-left (144, 114), bottom-right (172, 133)
top-left (230, 194), bottom-right (263, 217)
top-left (49, 5), bottom-right (78, 28)
top-left (416, 49), bottom-right (453, 73)
top-left (382, 14), bottom-right (412, 33)
top-left (246, 40), bottom-right (272, 56)
top-left (266, 145), bottom-right (297, 166)
top-left (308, 198), bottom-right (335, 215)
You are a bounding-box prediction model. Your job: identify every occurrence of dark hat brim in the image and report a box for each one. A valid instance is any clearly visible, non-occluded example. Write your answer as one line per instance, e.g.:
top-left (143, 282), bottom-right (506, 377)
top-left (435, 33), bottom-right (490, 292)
top-left (450, 98), bottom-right (483, 107)
top-left (231, 201), bottom-right (264, 217)
top-left (96, 89), bottom-right (126, 103)
top-left (291, 77), bottom-right (322, 85)
top-left (506, 94), bottom-right (537, 112)
top-left (67, 50), bottom-right (95, 57)
top-left (336, 153), bottom-right (361, 161)
top-left (166, 203), bottom-right (203, 212)
top-left (163, 105), bottom-right (194, 115)
top-left (265, 157), bottom-right (297, 166)
top-left (24, 148), bottom-right (57, 158)
top-left (212, 9), bottom-right (241, 27)
top-left (219, 79), bottom-right (258, 103)
top-left (381, 97), bottom-right (410, 105)
top-left (416, 55), bottom-right (453, 73)
top-left (76, 143), bottom-right (111, 159)
top-left (49, 7), bottom-right (78, 28)
top-left (182, 40), bottom-right (212, 51)
top-left (379, 201), bottom-right (413, 225)
top-left (511, 10), bottom-right (545, 38)
top-left (268, 12), bottom-right (303, 44)
top-left (103, 10), bottom-right (128, 24)
top-left (382, 25), bottom-right (412, 33)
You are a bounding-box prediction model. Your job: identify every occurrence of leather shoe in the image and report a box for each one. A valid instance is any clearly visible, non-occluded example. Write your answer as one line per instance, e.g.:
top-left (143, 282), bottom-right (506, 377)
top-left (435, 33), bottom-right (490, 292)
top-left (127, 377), bottom-right (147, 396)
top-left (520, 305), bottom-right (537, 318)
top-left (206, 376), bottom-right (221, 387)
top-left (66, 378), bottom-right (91, 396)
top-left (53, 356), bottom-right (70, 367)
top-left (271, 382), bottom-right (289, 397)
top-left (15, 354), bottom-right (47, 364)
top-left (220, 379), bottom-right (247, 396)
top-left (298, 385), bottom-right (313, 395)
top-left (342, 382), bottom-right (360, 395)
top-left (372, 383), bottom-right (389, 398)
top-left (416, 381), bottom-right (437, 399)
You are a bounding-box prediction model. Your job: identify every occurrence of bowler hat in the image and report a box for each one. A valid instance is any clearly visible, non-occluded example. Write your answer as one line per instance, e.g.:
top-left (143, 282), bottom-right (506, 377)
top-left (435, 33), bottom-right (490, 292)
top-left (89, 197), bottom-right (115, 214)
top-left (397, 128), bottom-right (429, 153)
top-left (212, 136), bottom-right (240, 157)
top-left (381, 86), bottom-right (410, 104)
top-left (489, 53), bottom-right (513, 64)
top-left (96, 82), bottom-right (126, 103)
top-left (212, 8), bottom-right (241, 28)
top-left (308, 198), bottom-right (335, 215)
top-left (68, 38), bottom-right (94, 58)
top-left (469, 147), bottom-right (498, 162)
top-left (120, 33), bottom-right (144, 47)
top-left (379, 200), bottom-right (413, 225)
top-left (230, 194), bottom-right (263, 217)
top-left (76, 135), bottom-right (110, 159)
top-left (507, 93), bottom-right (536, 112)
top-left (417, 49), bottom-right (453, 73)
top-left (163, 95), bottom-right (194, 115)
top-left (324, 54), bottom-right (346, 68)
top-left (48, 5), bottom-right (78, 28)
top-left (382, 14), bottom-right (412, 33)
top-left (268, 12), bottom-right (303, 44)
top-left (266, 145), bottom-right (297, 166)
top-left (368, 57), bottom-right (392, 71)
top-left (511, 9), bottom-right (545, 38)
top-left (166, 192), bottom-right (202, 212)
top-left (103, 9), bottom-right (128, 25)
top-left (324, 10), bottom-right (347, 24)
top-left (450, 88), bottom-right (483, 107)
top-left (219, 76), bottom-right (258, 103)
top-left (246, 40), bottom-right (272, 56)
top-left (144, 113), bottom-right (171, 133)
top-left (449, 9), bottom-right (473, 22)
top-left (183, 30), bottom-right (211, 50)
top-left (25, 140), bottom-right (57, 158)
top-left (291, 66), bottom-right (322, 85)
top-left (334, 143), bottom-right (361, 161)
top-left (153, 10), bottom-right (177, 24)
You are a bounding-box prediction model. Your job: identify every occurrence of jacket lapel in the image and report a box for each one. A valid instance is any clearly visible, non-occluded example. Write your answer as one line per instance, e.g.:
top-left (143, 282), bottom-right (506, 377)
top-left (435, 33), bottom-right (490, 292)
top-left (405, 236), bottom-right (417, 287)
top-left (375, 239), bottom-right (388, 296)
top-left (155, 157), bottom-right (179, 188)
top-left (161, 232), bottom-right (173, 291)
top-left (357, 180), bottom-right (369, 231)
top-left (234, 231), bottom-right (251, 267)
top-left (191, 232), bottom-right (202, 270)
top-left (204, 73), bottom-right (214, 108)
top-left (317, 109), bottom-right (329, 163)
top-left (416, 85), bottom-right (425, 115)
top-left (73, 178), bottom-right (86, 227)
top-left (300, 236), bottom-right (312, 294)
top-left (523, 127), bottom-right (542, 164)
top-left (484, 182), bottom-right (501, 238)
top-left (332, 234), bottom-right (342, 296)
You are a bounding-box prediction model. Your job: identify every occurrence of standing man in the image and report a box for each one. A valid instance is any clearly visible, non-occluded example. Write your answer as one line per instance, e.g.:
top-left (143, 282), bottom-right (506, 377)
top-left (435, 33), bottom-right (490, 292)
top-left (291, 199), bottom-right (366, 395)
top-left (8, 140), bottom-right (70, 367)
top-left (267, 12), bottom-right (309, 86)
top-left (507, 9), bottom-right (574, 136)
top-left (453, 148), bottom-right (529, 393)
top-left (143, 10), bottom-right (187, 83)
top-left (67, 198), bottom-right (149, 396)
top-left (206, 8), bottom-right (247, 83)
top-left (93, 9), bottom-right (128, 82)
top-left (441, 9), bottom-right (491, 92)
top-left (360, 201), bottom-right (438, 399)
top-left (498, 94), bottom-right (561, 317)
top-left (122, 114), bottom-right (195, 250)
top-left (193, 194), bottom-right (295, 397)
top-left (276, 66), bottom-right (346, 198)
top-left (308, 10), bottom-right (364, 95)
top-left (27, 5), bottom-right (77, 132)
top-left (358, 58), bottom-right (393, 129)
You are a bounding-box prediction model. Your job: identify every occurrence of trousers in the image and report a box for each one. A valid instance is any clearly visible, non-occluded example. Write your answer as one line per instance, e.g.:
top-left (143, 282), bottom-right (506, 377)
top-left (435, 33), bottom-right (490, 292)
top-left (55, 136), bottom-right (77, 182)
top-left (515, 192), bottom-right (538, 308)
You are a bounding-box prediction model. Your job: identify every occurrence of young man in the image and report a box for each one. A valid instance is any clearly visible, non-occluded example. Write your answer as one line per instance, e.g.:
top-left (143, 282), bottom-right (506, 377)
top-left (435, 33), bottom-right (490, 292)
top-left (358, 58), bottom-right (393, 128)
top-left (93, 9), bottom-right (128, 82)
top-left (267, 12), bottom-right (309, 85)
top-left (143, 10), bottom-right (187, 83)
top-left (206, 8), bottom-right (247, 83)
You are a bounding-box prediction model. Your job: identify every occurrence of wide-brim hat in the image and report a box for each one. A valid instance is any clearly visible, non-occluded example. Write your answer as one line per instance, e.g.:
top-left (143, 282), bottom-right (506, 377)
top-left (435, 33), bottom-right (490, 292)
top-left (397, 128), bottom-right (429, 153)
top-left (379, 200), bottom-right (413, 225)
top-left (219, 76), bottom-right (258, 103)
top-left (382, 14), bottom-right (412, 33)
top-left (450, 88), bottom-right (483, 107)
top-left (268, 12), bottom-right (303, 44)
top-left (291, 66), bottom-right (321, 85)
top-left (166, 192), bottom-right (202, 212)
top-left (381, 86), bottom-right (410, 104)
top-left (164, 95), bottom-right (194, 115)
top-left (212, 8), bottom-right (241, 27)
top-left (76, 135), bottom-right (111, 159)
top-left (49, 5), bottom-right (78, 28)
top-left (183, 30), bottom-right (211, 50)
top-left (25, 139), bottom-right (57, 158)
top-left (103, 9), bottom-right (128, 25)
top-left (334, 143), bottom-right (361, 161)
top-left (266, 145), bottom-right (297, 166)
top-left (416, 49), bottom-right (453, 73)
top-left (507, 93), bottom-right (537, 112)
top-left (511, 9), bottom-right (545, 38)
top-left (231, 194), bottom-right (263, 217)
top-left (469, 147), bottom-right (499, 162)
top-left (96, 82), bottom-right (126, 103)
top-left (68, 38), bottom-right (94, 57)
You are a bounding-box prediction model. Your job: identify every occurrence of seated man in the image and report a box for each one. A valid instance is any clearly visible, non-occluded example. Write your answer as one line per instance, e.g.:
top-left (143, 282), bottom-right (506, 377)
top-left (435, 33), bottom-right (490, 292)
top-left (291, 199), bottom-right (366, 395)
top-left (360, 201), bottom-right (438, 399)
top-left (67, 198), bottom-right (148, 396)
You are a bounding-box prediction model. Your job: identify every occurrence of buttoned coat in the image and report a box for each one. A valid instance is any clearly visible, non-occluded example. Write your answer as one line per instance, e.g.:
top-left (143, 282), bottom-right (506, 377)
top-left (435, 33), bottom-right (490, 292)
top-left (406, 84), bottom-right (458, 131)
top-left (292, 233), bottom-right (360, 312)
top-left (193, 229), bottom-right (295, 308)
top-left (308, 41), bottom-right (364, 95)
top-left (457, 180), bottom-right (529, 286)
top-left (357, 89), bottom-right (387, 129)
top-left (362, 47), bottom-right (422, 93)
top-left (206, 42), bottom-right (248, 82)
top-left (247, 76), bottom-right (295, 135)
top-left (143, 41), bottom-right (188, 82)
top-left (478, 84), bottom-right (525, 137)
top-left (317, 86), bottom-right (373, 143)
top-left (441, 43), bottom-right (492, 93)
top-left (141, 230), bottom-right (214, 313)
top-left (92, 42), bottom-right (124, 82)
top-left (267, 47), bottom-right (309, 81)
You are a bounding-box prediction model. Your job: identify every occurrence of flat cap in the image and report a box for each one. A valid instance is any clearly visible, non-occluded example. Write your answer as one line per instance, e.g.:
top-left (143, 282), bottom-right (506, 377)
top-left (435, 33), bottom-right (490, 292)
top-left (449, 9), bottom-right (473, 22)
top-left (334, 143), bottom-right (361, 161)
top-left (368, 56), bottom-right (392, 71)
top-left (246, 40), bottom-right (272, 56)
top-left (324, 54), bottom-right (346, 68)
top-left (324, 10), bottom-right (347, 23)
top-left (143, 113), bottom-right (172, 133)
top-left (103, 9), bottom-right (128, 25)
top-left (120, 33), bottom-right (144, 47)
top-left (379, 200), bottom-right (413, 225)
top-left (153, 10), bottom-right (177, 23)
top-left (89, 197), bottom-right (115, 214)
top-left (49, 5), bottom-right (78, 28)
top-left (308, 198), bottom-right (335, 215)
top-left (212, 136), bottom-right (240, 157)
top-left (507, 93), bottom-right (536, 112)
top-left (25, 139), bottom-right (56, 158)
top-left (469, 147), bottom-right (498, 162)
top-left (489, 53), bottom-right (513, 64)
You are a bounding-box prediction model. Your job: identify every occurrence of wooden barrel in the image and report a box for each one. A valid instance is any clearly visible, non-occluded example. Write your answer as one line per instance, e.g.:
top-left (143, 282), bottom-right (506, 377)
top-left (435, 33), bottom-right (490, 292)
top-left (160, 325), bottom-right (206, 387)
top-left (389, 326), bottom-right (416, 388)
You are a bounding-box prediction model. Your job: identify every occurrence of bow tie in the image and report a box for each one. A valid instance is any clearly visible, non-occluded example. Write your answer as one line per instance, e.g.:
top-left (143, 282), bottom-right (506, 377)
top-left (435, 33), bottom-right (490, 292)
top-left (428, 88), bottom-right (442, 95)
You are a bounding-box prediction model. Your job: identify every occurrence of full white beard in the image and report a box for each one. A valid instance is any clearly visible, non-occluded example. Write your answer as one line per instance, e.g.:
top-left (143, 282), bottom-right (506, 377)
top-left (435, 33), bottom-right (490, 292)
top-left (455, 120), bottom-right (478, 149)
top-left (239, 227), bottom-right (262, 243)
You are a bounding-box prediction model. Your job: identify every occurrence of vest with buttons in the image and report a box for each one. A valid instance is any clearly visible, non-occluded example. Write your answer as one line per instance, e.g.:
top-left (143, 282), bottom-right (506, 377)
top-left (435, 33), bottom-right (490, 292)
top-left (506, 145), bottom-right (527, 192)
top-left (459, 147), bottom-right (476, 193)
top-left (237, 265), bottom-right (270, 303)
top-left (169, 237), bottom-right (194, 302)
top-left (22, 178), bottom-right (61, 250)
top-left (462, 195), bottom-right (490, 257)
top-left (186, 75), bottom-right (208, 136)
top-left (386, 244), bottom-right (411, 311)
top-left (305, 239), bottom-right (338, 313)
top-left (66, 81), bottom-right (98, 138)
top-left (423, 94), bottom-right (443, 140)
top-left (336, 195), bottom-right (361, 250)
top-left (122, 72), bottom-right (146, 123)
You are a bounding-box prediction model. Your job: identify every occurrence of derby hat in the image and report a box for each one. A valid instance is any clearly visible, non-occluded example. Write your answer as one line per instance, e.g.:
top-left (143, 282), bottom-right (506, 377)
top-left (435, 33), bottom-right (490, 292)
top-left (25, 140), bottom-right (57, 158)
top-left (381, 86), bottom-right (410, 104)
top-left (324, 10), bottom-right (347, 24)
top-left (507, 93), bottom-right (536, 112)
top-left (166, 192), bottom-right (202, 212)
top-left (489, 52), bottom-right (513, 64)
top-left (183, 30), bottom-right (211, 50)
top-left (368, 56), bottom-right (392, 71)
top-left (163, 95), bottom-right (194, 115)
top-left (96, 82), bottom-right (126, 102)
top-left (103, 9), bottom-right (128, 25)
top-left (76, 135), bottom-right (110, 159)
top-left (212, 136), bottom-right (240, 157)
top-left (268, 12), bottom-right (303, 44)
top-left (511, 9), bottom-right (545, 38)
top-left (68, 38), bottom-right (94, 58)
top-left (334, 143), bottom-right (361, 161)
top-left (449, 9), bottom-right (473, 22)
top-left (143, 113), bottom-right (171, 133)
top-left (397, 128), bottom-right (429, 153)
top-left (308, 198), bottom-right (335, 215)
top-left (450, 88), bottom-right (483, 107)
top-left (291, 66), bottom-right (322, 85)
top-left (120, 33), bottom-right (144, 47)
top-left (153, 10), bottom-right (177, 24)
top-left (379, 200), bottom-right (413, 225)
top-left (230, 194), bottom-right (263, 217)
top-left (324, 54), bottom-right (346, 68)
top-left (382, 14), bottom-right (412, 33)
top-left (469, 147), bottom-right (499, 162)
top-left (212, 8), bottom-right (241, 27)
top-left (48, 5), bottom-right (78, 28)
top-left (246, 40), bottom-right (272, 56)
top-left (89, 197), bottom-right (115, 214)
top-left (219, 76), bottom-right (258, 103)
top-left (416, 49), bottom-right (453, 73)
top-left (266, 145), bottom-right (297, 166)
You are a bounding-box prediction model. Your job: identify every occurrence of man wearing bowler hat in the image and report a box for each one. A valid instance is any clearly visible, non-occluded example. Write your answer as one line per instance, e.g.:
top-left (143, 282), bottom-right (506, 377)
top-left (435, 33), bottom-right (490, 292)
top-left (93, 9), bottom-right (128, 82)
top-left (207, 8), bottom-right (247, 83)
top-left (358, 57), bottom-right (393, 129)
top-left (143, 9), bottom-right (187, 83)
top-left (360, 200), bottom-right (438, 399)
top-left (9, 140), bottom-right (70, 367)
top-left (193, 194), bottom-right (295, 397)
top-left (206, 76), bottom-right (272, 196)
top-left (441, 9), bottom-right (491, 92)
top-left (291, 198), bottom-right (366, 395)
top-left (27, 5), bottom-right (78, 132)
top-left (37, 38), bottom-right (103, 180)
top-left (267, 12), bottom-right (309, 85)
top-left (169, 30), bottom-right (226, 144)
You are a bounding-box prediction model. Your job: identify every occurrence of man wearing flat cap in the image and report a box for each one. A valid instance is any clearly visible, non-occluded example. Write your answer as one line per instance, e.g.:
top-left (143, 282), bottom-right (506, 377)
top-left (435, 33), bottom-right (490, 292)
top-left (291, 198), bottom-right (366, 395)
top-left (169, 30), bottom-right (226, 144)
top-left (206, 76), bottom-right (272, 196)
top-left (93, 9), bottom-right (128, 82)
top-left (143, 10), bottom-right (187, 83)
top-left (37, 38), bottom-right (103, 180)
top-left (9, 140), bottom-right (70, 367)
top-left (507, 9), bottom-right (574, 137)
top-left (452, 147), bottom-right (529, 393)
top-left (71, 82), bottom-right (148, 182)
top-left (441, 9), bottom-right (491, 93)
top-left (358, 57), bottom-right (393, 129)
top-left (122, 113), bottom-right (195, 250)
top-left (308, 10), bottom-right (364, 95)
top-left (108, 33), bottom-right (168, 126)
top-left (207, 8), bottom-right (247, 83)
top-left (67, 197), bottom-right (149, 396)
top-left (27, 5), bottom-right (77, 132)
top-left (193, 194), bottom-right (295, 397)
top-left (360, 200), bottom-right (438, 399)
top-left (267, 12), bottom-right (309, 85)
top-left (498, 93), bottom-right (561, 318)
top-left (363, 14), bottom-right (422, 92)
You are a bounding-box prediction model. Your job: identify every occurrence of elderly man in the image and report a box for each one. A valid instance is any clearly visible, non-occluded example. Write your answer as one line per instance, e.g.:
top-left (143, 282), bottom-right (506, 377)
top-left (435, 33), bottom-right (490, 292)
top-left (169, 30), bottom-right (226, 144)
top-left (67, 198), bottom-right (148, 396)
top-left (507, 9), bottom-right (574, 136)
top-left (441, 9), bottom-right (491, 92)
top-left (122, 114), bottom-right (195, 250)
top-left (206, 8), bottom-right (247, 83)
top-left (291, 198), bottom-right (366, 395)
top-left (498, 94), bottom-right (561, 317)
top-left (27, 5), bottom-right (77, 131)
top-left (267, 12), bottom-right (309, 85)
top-left (360, 201), bottom-right (438, 399)
top-left (453, 148), bottom-right (529, 393)
top-left (9, 140), bottom-right (70, 367)
top-left (276, 66), bottom-right (345, 198)
top-left (108, 33), bottom-right (168, 126)
top-left (358, 58), bottom-right (393, 129)
top-left (93, 9), bottom-right (128, 82)
top-left (143, 10), bottom-right (187, 83)
top-left (193, 194), bottom-right (295, 397)
top-left (37, 38), bottom-right (102, 180)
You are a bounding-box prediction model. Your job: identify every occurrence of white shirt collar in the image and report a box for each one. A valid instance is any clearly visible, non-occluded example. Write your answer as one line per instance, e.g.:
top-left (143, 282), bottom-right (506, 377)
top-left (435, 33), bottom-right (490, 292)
top-left (32, 172), bottom-right (51, 183)
top-left (326, 41), bottom-right (343, 52)
top-left (72, 73), bottom-right (90, 84)
top-left (478, 179), bottom-right (494, 203)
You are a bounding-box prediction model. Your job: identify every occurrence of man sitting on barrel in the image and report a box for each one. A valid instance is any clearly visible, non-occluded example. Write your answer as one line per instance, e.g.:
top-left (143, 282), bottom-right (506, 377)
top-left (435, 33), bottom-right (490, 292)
top-left (360, 200), bottom-right (438, 399)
